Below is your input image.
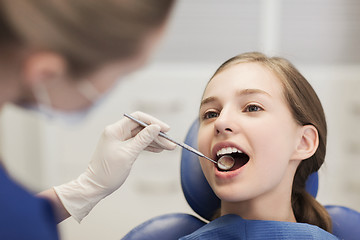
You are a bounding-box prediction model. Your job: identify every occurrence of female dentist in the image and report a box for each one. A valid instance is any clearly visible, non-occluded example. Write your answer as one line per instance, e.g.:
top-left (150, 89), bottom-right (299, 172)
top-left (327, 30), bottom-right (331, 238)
top-left (0, 0), bottom-right (176, 239)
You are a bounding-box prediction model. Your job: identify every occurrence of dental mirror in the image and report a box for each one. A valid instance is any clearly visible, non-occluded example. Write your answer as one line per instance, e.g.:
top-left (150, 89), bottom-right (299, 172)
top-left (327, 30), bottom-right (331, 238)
top-left (217, 155), bottom-right (235, 170)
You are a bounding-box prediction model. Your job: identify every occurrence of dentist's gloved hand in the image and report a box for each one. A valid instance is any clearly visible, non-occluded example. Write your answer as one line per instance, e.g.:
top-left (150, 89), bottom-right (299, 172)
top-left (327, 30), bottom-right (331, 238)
top-left (53, 111), bottom-right (176, 222)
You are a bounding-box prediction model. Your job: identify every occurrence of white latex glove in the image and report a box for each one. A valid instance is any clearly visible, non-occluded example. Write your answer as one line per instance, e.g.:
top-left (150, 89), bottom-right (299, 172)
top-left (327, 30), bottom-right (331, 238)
top-left (53, 111), bottom-right (176, 222)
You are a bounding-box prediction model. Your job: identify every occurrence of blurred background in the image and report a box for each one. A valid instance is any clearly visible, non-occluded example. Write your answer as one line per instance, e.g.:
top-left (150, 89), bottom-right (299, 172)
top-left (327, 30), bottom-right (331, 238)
top-left (0, 0), bottom-right (359, 239)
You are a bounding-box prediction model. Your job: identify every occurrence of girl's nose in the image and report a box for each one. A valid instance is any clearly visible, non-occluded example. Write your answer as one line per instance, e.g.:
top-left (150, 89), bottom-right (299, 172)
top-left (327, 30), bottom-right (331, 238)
top-left (214, 111), bottom-right (237, 135)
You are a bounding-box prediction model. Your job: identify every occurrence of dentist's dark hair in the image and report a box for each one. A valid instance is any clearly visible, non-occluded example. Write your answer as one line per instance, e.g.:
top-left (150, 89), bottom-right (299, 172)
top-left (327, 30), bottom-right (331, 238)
top-left (0, 0), bottom-right (175, 78)
top-left (210, 52), bottom-right (331, 232)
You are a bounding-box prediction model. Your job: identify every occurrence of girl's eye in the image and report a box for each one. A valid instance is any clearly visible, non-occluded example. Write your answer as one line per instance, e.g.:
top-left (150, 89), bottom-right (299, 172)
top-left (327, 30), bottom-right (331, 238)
top-left (244, 104), bottom-right (263, 112)
top-left (203, 111), bottom-right (219, 119)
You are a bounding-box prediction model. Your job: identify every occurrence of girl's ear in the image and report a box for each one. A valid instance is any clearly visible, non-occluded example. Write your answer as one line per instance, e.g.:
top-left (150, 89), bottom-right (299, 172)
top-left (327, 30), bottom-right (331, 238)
top-left (22, 51), bottom-right (67, 86)
top-left (292, 125), bottom-right (319, 161)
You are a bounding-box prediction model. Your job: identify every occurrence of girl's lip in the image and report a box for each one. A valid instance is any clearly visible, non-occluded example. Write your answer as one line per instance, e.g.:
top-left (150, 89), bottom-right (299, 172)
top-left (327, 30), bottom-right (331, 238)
top-left (214, 164), bottom-right (246, 179)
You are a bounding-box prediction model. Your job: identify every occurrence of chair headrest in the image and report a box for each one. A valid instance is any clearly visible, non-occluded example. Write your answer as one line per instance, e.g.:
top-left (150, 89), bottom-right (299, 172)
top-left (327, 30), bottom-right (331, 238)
top-left (181, 119), bottom-right (319, 221)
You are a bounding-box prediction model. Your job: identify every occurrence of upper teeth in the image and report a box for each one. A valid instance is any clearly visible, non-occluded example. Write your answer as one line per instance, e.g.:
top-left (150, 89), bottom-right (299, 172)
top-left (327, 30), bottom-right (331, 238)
top-left (216, 147), bottom-right (242, 157)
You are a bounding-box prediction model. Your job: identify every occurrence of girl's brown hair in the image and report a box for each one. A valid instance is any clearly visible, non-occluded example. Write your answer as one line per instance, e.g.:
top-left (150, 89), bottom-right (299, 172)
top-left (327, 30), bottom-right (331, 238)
top-left (210, 52), bottom-right (332, 232)
top-left (0, 0), bottom-right (175, 77)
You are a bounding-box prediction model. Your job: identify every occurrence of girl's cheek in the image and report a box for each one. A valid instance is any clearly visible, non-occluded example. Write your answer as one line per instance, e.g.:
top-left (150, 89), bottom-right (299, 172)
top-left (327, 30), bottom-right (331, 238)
top-left (198, 139), bottom-right (208, 155)
top-left (198, 129), bottom-right (208, 152)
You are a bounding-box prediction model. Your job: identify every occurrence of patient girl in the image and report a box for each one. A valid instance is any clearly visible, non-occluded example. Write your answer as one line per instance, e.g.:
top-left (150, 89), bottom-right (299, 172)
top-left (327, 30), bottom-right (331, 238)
top-left (195, 52), bottom-right (337, 238)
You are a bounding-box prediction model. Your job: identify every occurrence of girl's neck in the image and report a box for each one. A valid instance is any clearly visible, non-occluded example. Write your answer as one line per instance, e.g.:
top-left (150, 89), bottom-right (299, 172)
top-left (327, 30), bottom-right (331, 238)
top-left (220, 189), bottom-right (296, 223)
top-left (219, 158), bottom-right (301, 223)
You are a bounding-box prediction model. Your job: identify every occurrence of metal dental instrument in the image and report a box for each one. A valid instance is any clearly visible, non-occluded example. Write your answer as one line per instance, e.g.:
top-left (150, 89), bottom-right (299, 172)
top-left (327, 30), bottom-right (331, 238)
top-left (124, 113), bottom-right (231, 169)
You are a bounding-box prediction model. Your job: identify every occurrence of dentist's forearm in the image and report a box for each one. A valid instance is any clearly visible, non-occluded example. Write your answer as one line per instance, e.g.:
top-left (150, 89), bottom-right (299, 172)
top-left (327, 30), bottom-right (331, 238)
top-left (37, 188), bottom-right (71, 224)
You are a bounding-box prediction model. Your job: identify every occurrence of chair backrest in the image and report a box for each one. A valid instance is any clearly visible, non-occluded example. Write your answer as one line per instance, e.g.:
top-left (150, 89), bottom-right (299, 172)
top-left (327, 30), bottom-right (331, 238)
top-left (325, 205), bottom-right (360, 240)
top-left (180, 119), bottom-right (319, 221)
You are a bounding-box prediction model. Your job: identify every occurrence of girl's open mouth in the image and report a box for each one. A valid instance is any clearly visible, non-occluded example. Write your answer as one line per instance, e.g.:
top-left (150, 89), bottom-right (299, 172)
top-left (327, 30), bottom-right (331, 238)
top-left (216, 147), bottom-right (250, 172)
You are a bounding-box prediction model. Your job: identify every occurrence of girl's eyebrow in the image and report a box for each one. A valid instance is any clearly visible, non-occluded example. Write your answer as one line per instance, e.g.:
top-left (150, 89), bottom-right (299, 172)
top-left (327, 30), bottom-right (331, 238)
top-left (200, 88), bottom-right (272, 108)
top-left (236, 88), bottom-right (272, 97)
top-left (200, 96), bottom-right (218, 108)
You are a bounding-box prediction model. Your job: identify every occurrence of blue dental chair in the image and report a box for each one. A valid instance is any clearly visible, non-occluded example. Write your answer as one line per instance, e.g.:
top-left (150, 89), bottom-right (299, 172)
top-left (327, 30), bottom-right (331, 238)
top-left (122, 120), bottom-right (360, 240)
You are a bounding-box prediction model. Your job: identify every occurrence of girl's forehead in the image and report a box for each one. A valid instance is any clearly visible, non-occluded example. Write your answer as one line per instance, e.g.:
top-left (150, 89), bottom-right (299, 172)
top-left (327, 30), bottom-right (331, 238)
top-left (203, 62), bottom-right (284, 98)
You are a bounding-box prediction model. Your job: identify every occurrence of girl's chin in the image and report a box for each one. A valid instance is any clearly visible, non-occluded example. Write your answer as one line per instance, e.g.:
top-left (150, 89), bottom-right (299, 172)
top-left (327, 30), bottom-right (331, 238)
top-left (213, 186), bottom-right (249, 203)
